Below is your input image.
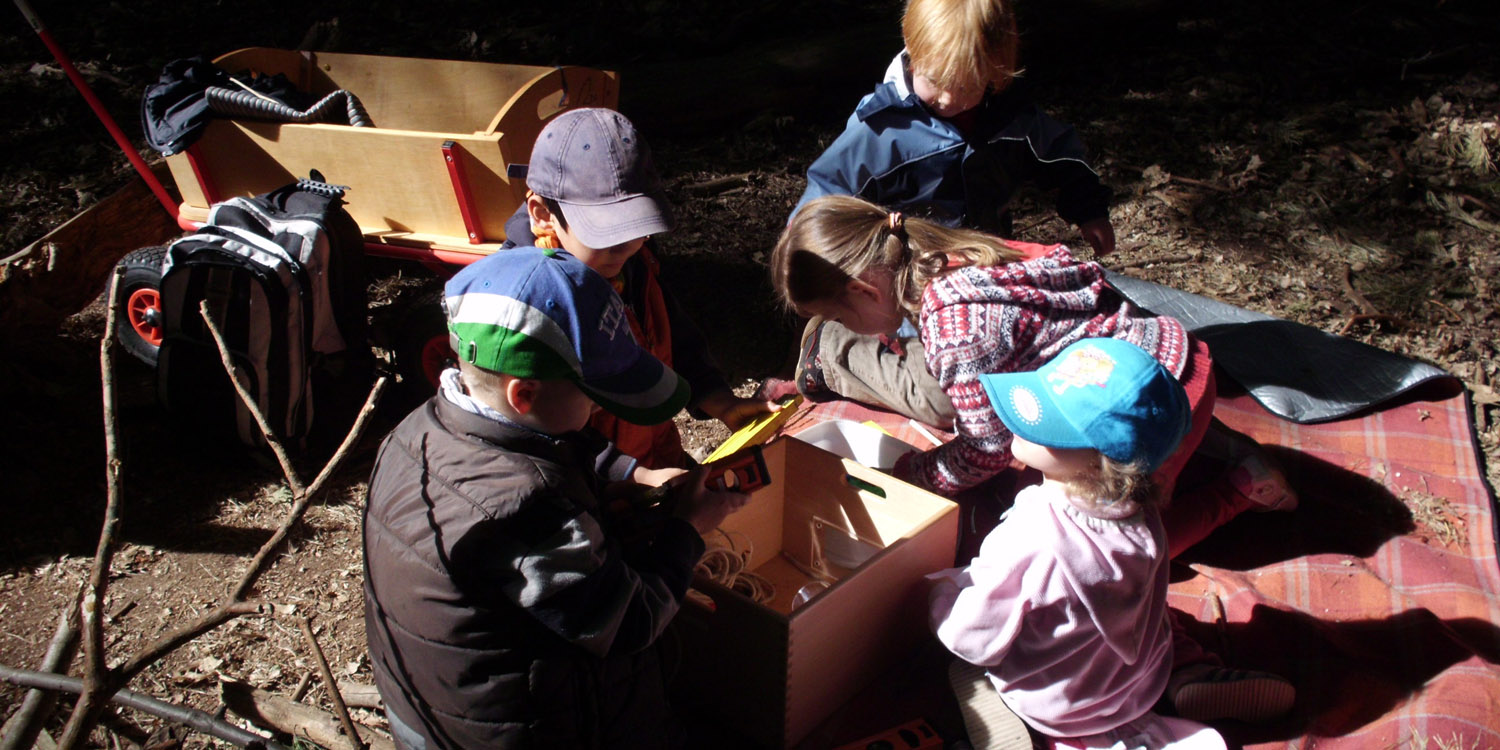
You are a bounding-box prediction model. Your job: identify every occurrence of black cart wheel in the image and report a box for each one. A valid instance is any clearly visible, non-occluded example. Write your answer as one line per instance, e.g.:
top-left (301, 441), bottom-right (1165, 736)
top-left (115, 245), bottom-right (169, 367)
top-left (397, 301), bottom-right (453, 396)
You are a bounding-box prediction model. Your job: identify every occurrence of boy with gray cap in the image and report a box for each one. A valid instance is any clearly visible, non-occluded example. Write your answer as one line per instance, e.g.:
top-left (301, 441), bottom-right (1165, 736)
top-left (363, 246), bottom-right (748, 749)
top-left (503, 107), bottom-right (779, 470)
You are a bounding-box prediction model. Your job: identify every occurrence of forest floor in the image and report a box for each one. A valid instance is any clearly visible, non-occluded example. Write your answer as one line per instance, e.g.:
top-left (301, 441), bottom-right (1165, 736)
top-left (0, 0), bottom-right (1497, 747)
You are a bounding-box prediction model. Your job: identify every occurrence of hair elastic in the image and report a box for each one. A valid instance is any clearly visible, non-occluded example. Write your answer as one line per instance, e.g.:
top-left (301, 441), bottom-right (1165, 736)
top-left (887, 212), bottom-right (905, 232)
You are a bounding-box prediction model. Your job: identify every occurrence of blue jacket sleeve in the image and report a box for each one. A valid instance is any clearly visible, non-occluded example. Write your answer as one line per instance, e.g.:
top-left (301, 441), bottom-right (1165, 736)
top-left (999, 105), bottom-right (1111, 226)
top-left (792, 109), bottom-right (874, 219)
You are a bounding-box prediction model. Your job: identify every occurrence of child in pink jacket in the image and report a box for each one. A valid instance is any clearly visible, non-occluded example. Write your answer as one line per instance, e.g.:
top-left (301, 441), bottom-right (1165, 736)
top-left (928, 338), bottom-right (1293, 749)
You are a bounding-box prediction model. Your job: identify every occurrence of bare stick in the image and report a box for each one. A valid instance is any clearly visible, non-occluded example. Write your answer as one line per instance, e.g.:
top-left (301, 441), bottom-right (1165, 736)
top-left (222, 681), bottom-right (393, 750)
top-left (0, 610), bottom-right (80, 750)
top-left (1118, 163), bottom-right (1233, 193)
top-left (298, 618), bottom-right (365, 750)
top-left (112, 602), bottom-right (266, 684)
top-left (230, 380), bottom-right (384, 603)
top-left (1427, 190), bottom-right (1500, 236)
top-left (0, 665), bottom-right (287, 750)
top-left (58, 270), bottom-right (129, 750)
top-left (1339, 265), bottom-right (1379, 316)
top-left (198, 300), bottom-right (305, 495)
top-left (303, 376), bottom-right (388, 501)
top-left (1114, 253), bottom-right (1197, 270)
top-left (1453, 191), bottom-right (1500, 218)
top-left (333, 682), bottom-right (383, 710)
top-left (289, 672), bottom-right (315, 702)
top-left (684, 172), bottom-right (751, 196)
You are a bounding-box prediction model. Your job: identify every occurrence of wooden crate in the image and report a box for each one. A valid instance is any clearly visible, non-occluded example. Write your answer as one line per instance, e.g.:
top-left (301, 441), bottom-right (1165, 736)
top-left (164, 48), bottom-right (618, 256)
top-left (669, 436), bottom-right (959, 749)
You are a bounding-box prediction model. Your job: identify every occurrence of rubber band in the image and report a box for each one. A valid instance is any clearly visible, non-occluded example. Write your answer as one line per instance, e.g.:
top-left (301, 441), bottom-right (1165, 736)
top-left (888, 212), bottom-right (905, 232)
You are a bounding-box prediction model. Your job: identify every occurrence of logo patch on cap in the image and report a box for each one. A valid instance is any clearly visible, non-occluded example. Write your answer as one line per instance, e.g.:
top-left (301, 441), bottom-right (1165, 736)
top-left (1009, 386), bottom-right (1043, 426)
top-left (599, 295), bottom-right (626, 342)
top-left (1045, 345), bottom-right (1117, 396)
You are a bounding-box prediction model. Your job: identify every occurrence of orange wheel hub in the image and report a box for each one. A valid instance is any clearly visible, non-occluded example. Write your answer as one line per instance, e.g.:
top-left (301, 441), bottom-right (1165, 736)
top-left (127, 287), bottom-right (164, 347)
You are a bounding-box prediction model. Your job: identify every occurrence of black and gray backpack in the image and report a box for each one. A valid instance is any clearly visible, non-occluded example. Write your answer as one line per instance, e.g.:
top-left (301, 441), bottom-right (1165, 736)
top-left (156, 174), bottom-right (370, 451)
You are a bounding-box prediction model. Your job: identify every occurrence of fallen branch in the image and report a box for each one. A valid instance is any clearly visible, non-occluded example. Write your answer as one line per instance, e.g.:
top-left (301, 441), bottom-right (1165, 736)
top-left (229, 372), bottom-right (387, 603)
top-left (1113, 253), bottom-right (1197, 270)
top-left (38, 299), bottom-right (389, 747)
top-left (1452, 191), bottom-right (1499, 218)
top-left (1426, 298), bottom-right (1465, 325)
top-left (289, 672), bottom-right (314, 703)
top-left (1119, 163), bottom-right (1233, 193)
top-left (0, 610), bottom-right (80, 750)
top-left (112, 602), bottom-right (268, 682)
top-left (298, 618), bottom-right (365, 750)
top-left (0, 665), bottom-right (286, 750)
top-left (334, 682), bottom-right (383, 711)
top-left (683, 172), bottom-right (751, 196)
top-left (1428, 190), bottom-right (1500, 236)
top-left (1339, 265), bottom-right (1379, 316)
top-left (198, 301), bottom-right (304, 494)
top-left (58, 270), bottom-right (128, 749)
top-left (221, 681), bottom-right (394, 750)
top-left (1339, 312), bottom-right (1403, 336)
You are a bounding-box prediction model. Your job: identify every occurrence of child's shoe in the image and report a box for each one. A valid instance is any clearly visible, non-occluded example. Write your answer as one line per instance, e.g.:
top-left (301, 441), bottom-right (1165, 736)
top-left (1169, 664), bottom-right (1295, 722)
top-left (947, 660), bottom-right (1034, 750)
top-left (1227, 451), bottom-right (1298, 512)
top-left (1200, 421), bottom-right (1298, 512)
top-left (795, 317), bottom-right (834, 402)
top-left (755, 377), bottom-right (800, 402)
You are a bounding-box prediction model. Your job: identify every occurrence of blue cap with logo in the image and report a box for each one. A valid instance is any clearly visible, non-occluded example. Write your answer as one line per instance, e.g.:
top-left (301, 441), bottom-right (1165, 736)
top-left (977, 338), bottom-right (1190, 471)
top-left (443, 247), bottom-right (690, 425)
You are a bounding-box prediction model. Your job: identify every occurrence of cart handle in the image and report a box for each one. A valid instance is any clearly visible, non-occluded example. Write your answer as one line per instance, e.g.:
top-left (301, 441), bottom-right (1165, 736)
top-left (14, 0), bottom-right (179, 220)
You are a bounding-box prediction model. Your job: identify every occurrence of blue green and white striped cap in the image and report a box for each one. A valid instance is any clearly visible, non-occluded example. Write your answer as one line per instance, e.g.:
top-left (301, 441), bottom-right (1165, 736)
top-left (444, 247), bottom-right (689, 425)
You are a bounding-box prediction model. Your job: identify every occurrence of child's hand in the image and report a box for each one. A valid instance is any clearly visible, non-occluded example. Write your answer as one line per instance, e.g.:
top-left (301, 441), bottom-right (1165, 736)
top-left (670, 466), bottom-right (750, 536)
top-left (632, 465), bottom-right (687, 487)
top-left (1078, 218), bottom-right (1116, 256)
top-left (697, 388), bottom-right (782, 432)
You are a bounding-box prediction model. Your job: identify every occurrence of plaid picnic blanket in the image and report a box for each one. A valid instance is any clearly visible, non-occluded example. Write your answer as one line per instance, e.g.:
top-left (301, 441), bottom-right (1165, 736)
top-left (782, 381), bottom-right (1500, 749)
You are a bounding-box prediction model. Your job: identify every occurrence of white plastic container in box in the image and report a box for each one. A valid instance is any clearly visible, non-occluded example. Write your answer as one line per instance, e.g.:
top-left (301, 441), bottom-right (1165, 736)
top-left (790, 419), bottom-right (918, 470)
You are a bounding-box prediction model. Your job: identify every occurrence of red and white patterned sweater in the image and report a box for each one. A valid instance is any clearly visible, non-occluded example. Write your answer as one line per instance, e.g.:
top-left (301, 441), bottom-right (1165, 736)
top-left (896, 244), bottom-right (1190, 495)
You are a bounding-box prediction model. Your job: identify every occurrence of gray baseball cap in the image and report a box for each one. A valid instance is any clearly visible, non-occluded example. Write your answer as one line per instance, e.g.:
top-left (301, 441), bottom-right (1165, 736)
top-left (521, 108), bottom-right (675, 248)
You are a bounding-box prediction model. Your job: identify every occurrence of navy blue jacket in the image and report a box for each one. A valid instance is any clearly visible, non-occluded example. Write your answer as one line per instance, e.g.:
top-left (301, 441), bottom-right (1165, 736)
top-left (795, 52), bottom-right (1110, 235)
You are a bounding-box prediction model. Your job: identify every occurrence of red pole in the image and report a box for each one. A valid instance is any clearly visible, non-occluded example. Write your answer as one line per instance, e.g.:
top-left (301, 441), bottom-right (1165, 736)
top-left (14, 0), bottom-right (180, 220)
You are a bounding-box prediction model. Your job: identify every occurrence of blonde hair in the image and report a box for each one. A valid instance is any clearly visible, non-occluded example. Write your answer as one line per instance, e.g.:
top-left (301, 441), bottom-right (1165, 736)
top-left (771, 195), bottom-right (1023, 319)
top-left (1065, 454), bottom-right (1166, 512)
top-left (902, 0), bottom-right (1022, 93)
top-left (456, 360), bottom-right (510, 403)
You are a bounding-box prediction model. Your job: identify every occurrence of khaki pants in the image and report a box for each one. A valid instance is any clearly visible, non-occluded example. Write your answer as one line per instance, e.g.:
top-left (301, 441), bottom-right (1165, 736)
top-left (811, 319), bottom-right (956, 429)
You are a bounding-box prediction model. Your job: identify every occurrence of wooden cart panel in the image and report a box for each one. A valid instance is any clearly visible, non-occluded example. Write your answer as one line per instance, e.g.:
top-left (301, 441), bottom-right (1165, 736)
top-left (165, 48), bottom-right (619, 256)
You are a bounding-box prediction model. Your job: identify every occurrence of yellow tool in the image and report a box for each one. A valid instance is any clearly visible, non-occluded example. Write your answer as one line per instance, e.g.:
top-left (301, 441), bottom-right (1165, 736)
top-left (703, 394), bottom-right (803, 463)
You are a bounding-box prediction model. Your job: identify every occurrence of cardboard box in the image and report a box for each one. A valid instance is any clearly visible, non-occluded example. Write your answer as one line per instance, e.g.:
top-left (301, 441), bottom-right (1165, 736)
top-left (668, 436), bottom-right (959, 749)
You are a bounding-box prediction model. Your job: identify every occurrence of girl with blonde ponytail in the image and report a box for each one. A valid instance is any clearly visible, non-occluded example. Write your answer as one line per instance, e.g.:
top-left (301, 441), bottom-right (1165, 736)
top-left (772, 195), bottom-right (1022, 322)
top-left (770, 194), bottom-right (1297, 560)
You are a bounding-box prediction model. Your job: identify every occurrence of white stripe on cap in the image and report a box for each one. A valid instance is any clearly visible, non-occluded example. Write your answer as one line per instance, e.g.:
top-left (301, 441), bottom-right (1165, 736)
top-left (443, 291), bottom-right (582, 375)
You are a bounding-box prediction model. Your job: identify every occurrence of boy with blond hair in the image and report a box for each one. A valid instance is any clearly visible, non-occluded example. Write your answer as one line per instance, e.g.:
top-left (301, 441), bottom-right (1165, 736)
top-left (781, 0), bottom-right (1114, 426)
top-left (797, 0), bottom-right (1113, 254)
